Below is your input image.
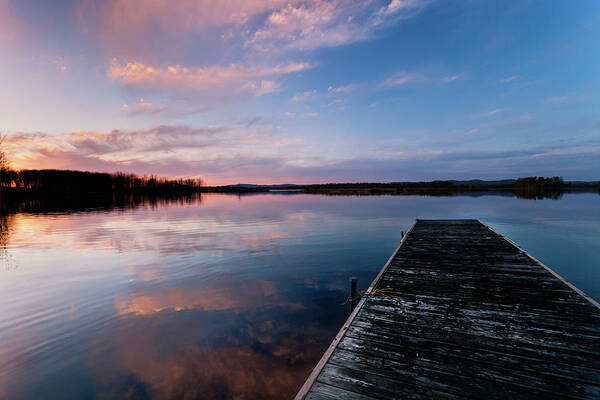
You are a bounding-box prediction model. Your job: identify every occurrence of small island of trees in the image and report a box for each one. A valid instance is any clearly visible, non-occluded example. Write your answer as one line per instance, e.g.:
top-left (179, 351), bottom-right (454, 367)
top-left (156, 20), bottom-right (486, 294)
top-left (512, 176), bottom-right (565, 199)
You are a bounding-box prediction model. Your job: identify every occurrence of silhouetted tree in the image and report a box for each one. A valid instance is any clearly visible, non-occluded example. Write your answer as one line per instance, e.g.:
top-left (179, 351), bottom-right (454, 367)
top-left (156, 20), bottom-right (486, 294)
top-left (0, 136), bottom-right (7, 171)
top-left (6, 169), bottom-right (202, 195)
top-left (513, 176), bottom-right (564, 199)
top-left (0, 135), bottom-right (15, 188)
top-left (111, 172), bottom-right (203, 194)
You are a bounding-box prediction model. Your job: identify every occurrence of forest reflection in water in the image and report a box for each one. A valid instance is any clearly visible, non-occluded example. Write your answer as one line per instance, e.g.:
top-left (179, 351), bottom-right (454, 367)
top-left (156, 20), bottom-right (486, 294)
top-left (0, 192), bottom-right (599, 399)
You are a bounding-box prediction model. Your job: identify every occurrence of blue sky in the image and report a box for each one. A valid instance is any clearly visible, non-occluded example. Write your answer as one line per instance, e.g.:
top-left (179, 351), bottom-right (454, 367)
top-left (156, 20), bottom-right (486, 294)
top-left (1, 0), bottom-right (598, 184)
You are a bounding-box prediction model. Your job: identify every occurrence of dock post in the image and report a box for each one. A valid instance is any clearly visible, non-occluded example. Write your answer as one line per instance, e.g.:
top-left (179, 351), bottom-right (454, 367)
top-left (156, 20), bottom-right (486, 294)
top-left (350, 277), bottom-right (358, 312)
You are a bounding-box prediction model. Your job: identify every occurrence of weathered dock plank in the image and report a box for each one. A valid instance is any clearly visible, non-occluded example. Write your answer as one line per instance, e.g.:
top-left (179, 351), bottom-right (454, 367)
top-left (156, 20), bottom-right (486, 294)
top-left (296, 219), bottom-right (600, 399)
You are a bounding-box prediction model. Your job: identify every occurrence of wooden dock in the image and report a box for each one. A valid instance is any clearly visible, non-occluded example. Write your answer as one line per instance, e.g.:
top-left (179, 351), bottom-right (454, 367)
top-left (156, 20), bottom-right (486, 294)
top-left (295, 219), bottom-right (600, 399)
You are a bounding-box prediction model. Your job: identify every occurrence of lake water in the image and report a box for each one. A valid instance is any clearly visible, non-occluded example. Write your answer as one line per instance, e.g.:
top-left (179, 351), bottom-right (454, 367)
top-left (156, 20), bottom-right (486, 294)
top-left (1, 192), bottom-right (599, 399)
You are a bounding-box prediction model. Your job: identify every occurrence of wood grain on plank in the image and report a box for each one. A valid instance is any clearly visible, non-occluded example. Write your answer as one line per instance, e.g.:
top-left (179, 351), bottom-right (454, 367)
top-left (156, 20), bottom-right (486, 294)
top-left (298, 219), bottom-right (600, 399)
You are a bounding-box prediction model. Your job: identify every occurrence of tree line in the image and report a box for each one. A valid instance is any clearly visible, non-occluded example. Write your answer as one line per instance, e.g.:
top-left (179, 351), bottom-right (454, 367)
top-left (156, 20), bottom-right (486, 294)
top-left (0, 169), bottom-right (203, 195)
top-left (512, 176), bottom-right (564, 199)
top-left (0, 136), bottom-right (203, 195)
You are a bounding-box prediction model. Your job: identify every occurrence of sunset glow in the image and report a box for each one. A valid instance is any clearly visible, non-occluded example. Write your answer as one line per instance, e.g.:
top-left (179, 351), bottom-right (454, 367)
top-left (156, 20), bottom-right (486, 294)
top-left (1, 1), bottom-right (598, 184)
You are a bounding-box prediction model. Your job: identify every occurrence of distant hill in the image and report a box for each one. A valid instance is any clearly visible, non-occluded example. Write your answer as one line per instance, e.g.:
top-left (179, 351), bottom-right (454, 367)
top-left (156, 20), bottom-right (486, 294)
top-left (384, 179), bottom-right (515, 186)
top-left (221, 179), bottom-right (595, 189)
top-left (223, 183), bottom-right (302, 189)
top-left (229, 180), bottom-right (516, 188)
top-left (199, 178), bottom-right (598, 197)
top-left (447, 179), bottom-right (515, 186)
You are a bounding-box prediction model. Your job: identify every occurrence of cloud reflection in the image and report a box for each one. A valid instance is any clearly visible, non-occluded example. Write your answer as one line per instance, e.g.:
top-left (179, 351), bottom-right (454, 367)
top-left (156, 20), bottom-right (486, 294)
top-left (116, 279), bottom-right (305, 316)
top-left (2, 193), bottom-right (600, 399)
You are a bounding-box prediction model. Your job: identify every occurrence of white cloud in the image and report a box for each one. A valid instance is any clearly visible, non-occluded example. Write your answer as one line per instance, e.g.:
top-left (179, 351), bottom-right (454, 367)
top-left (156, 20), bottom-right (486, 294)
top-left (379, 0), bottom-right (425, 16)
top-left (487, 108), bottom-right (504, 116)
top-left (328, 84), bottom-right (356, 94)
top-left (543, 95), bottom-right (569, 104)
top-left (246, 0), bottom-right (428, 53)
top-left (122, 100), bottom-right (166, 116)
top-left (290, 89), bottom-right (317, 102)
top-left (79, 0), bottom-right (429, 57)
top-left (500, 75), bottom-right (520, 83)
top-left (382, 70), bottom-right (413, 87)
top-left (441, 73), bottom-right (464, 82)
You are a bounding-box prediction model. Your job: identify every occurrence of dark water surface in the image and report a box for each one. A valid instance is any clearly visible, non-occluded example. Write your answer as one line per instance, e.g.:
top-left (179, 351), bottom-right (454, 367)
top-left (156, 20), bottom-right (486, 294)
top-left (1, 193), bottom-right (598, 399)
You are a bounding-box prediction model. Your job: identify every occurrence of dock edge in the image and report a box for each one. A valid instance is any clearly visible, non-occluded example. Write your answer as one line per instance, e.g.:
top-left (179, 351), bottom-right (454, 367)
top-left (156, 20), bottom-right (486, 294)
top-left (293, 221), bottom-right (417, 400)
top-left (478, 219), bottom-right (600, 309)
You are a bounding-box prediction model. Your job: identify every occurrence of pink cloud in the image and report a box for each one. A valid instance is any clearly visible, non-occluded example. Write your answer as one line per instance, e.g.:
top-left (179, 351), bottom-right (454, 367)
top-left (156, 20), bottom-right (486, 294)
top-left (122, 100), bottom-right (166, 116)
top-left (77, 0), bottom-right (428, 59)
top-left (3, 124), bottom-right (301, 184)
top-left (4, 126), bottom-right (226, 167)
top-left (108, 58), bottom-right (310, 93)
top-left (74, 0), bottom-right (430, 108)
top-left (0, 2), bottom-right (27, 47)
top-left (4, 124), bottom-right (596, 185)
top-left (76, 0), bottom-right (298, 56)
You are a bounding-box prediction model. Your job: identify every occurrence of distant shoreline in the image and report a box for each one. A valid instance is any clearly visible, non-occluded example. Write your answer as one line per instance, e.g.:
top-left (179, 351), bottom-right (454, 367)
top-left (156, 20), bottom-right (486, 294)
top-left (199, 179), bottom-right (598, 199)
top-left (1, 177), bottom-right (598, 216)
top-left (1, 170), bottom-right (598, 202)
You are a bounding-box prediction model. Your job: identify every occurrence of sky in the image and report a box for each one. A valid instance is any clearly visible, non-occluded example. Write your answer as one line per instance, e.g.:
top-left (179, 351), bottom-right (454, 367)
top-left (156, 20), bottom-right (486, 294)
top-left (0, 0), bottom-right (598, 185)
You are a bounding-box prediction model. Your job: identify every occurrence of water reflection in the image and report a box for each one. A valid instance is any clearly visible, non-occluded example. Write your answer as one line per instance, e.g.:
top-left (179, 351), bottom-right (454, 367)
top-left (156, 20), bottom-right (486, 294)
top-left (92, 293), bottom-right (323, 400)
top-left (0, 192), bottom-right (204, 215)
top-left (115, 278), bottom-right (305, 315)
top-left (0, 213), bottom-right (17, 272)
top-left (0, 193), bottom-right (599, 399)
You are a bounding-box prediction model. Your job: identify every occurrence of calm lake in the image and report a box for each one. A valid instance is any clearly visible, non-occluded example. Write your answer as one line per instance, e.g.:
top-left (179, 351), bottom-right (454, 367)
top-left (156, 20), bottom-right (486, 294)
top-left (1, 193), bottom-right (599, 399)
